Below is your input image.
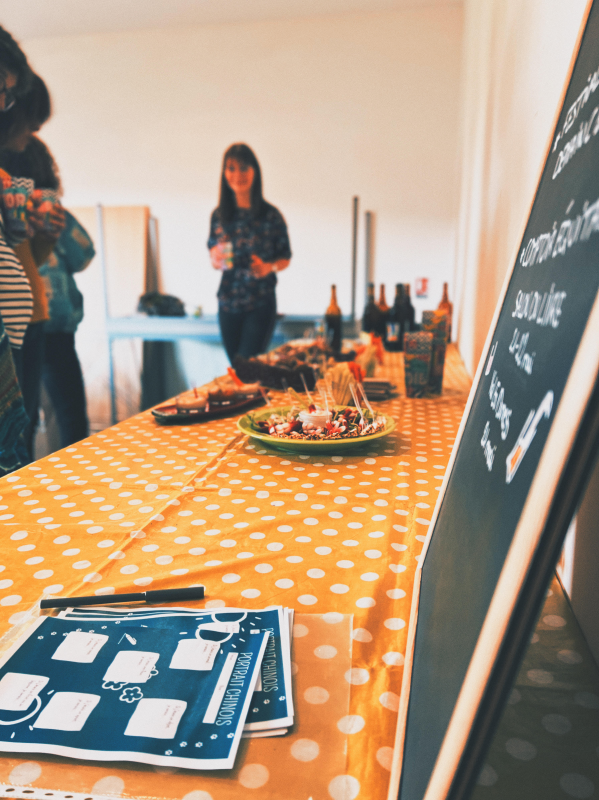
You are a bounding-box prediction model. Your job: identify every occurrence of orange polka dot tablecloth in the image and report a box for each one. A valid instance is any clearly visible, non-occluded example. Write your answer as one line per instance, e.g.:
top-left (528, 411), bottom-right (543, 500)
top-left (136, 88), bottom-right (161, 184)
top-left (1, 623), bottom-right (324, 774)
top-left (0, 346), bottom-right (470, 800)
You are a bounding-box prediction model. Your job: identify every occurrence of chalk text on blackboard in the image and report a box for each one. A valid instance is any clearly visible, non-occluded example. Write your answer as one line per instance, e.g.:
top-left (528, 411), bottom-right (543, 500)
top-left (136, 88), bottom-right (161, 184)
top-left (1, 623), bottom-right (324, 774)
top-left (508, 329), bottom-right (535, 375)
top-left (553, 66), bottom-right (599, 154)
top-left (520, 199), bottom-right (599, 267)
top-left (488, 371), bottom-right (512, 440)
top-left (512, 284), bottom-right (566, 328)
top-left (481, 422), bottom-right (496, 472)
top-left (553, 104), bottom-right (599, 178)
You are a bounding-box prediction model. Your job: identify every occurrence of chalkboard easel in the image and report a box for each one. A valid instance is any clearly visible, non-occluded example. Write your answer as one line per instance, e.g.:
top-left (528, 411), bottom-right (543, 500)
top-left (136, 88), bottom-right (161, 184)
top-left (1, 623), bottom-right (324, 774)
top-left (389, 2), bottom-right (599, 798)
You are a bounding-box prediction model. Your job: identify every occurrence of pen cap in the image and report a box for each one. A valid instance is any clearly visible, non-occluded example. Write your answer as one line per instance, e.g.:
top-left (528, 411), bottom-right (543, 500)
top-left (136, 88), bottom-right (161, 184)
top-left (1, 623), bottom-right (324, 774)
top-left (146, 586), bottom-right (205, 603)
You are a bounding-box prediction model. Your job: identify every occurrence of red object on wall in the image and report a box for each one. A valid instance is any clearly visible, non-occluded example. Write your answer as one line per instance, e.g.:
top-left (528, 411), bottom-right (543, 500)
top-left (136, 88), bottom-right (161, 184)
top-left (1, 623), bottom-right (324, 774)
top-left (415, 278), bottom-right (428, 298)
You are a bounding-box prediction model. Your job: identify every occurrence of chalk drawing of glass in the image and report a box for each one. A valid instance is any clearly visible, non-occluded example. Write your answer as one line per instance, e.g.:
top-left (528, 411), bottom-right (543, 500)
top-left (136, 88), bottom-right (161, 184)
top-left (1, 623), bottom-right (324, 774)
top-left (506, 391), bottom-right (553, 484)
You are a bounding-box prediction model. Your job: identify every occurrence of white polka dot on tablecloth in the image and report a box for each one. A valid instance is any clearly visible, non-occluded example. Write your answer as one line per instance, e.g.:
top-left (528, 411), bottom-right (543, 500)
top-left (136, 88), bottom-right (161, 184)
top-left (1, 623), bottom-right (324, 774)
top-left (337, 715), bottom-right (365, 734)
top-left (304, 686), bottom-right (329, 704)
top-left (352, 628), bottom-right (372, 642)
top-left (9, 761), bottom-right (42, 784)
top-left (505, 738), bottom-right (537, 760)
top-left (356, 597), bottom-right (375, 608)
top-left (238, 763), bottom-right (269, 789)
top-left (379, 692), bottom-right (399, 712)
top-left (543, 614), bottom-right (567, 627)
top-left (560, 773), bottom-right (595, 799)
top-left (376, 746), bottom-right (394, 770)
top-left (92, 776), bottom-right (126, 795)
top-left (315, 645), bottom-right (337, 659)
top-left (290, 738), bottom-right (320, 762)
top-left (0, 595), bottom-right (21, 606)
top-left (182, 791), bottom-right (214, 800)
top-left (558, 649), bottom-right (583, 664)
top-left (331, 584), bottom-right (349, 594)
top-left (477, 764), bottom-right (498, 786)
top-left (527, 669), bottom-right (553, 685)
top-left (345, 668), bottom-right (369, 685)
top-left (384, 618), bottom-right (406, 631)
top-left (382, 652), bottom-right (404, 666)
top-left (542, 713), bottom-right (572, 735)
top-left (328, 774), bottom-right (360, 800)
top-left (298, 595), bottom-right (318, 605)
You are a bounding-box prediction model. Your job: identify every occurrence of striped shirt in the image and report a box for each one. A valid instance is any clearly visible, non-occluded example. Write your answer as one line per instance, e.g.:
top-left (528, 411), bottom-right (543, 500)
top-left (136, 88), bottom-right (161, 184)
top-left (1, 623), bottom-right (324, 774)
top-left (0, 212), bottom-right (33, 349)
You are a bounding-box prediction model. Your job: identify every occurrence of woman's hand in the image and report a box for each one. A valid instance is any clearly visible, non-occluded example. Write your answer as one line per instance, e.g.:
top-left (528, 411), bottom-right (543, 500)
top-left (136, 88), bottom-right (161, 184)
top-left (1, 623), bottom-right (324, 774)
top-left (44, 205), bottom-right (66, 240)
top-left (29, 204), bottom-right (66, 241)
top-left (210, 245), bottom-right (224, 271)
top-left (250, 255), bottom-right (274, 279)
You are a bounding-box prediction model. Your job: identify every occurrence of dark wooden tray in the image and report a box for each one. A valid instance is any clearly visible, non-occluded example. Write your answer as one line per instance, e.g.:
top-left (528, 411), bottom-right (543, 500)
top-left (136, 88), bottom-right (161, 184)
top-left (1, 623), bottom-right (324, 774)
top-left (151, 392), bottom-right (266, 425)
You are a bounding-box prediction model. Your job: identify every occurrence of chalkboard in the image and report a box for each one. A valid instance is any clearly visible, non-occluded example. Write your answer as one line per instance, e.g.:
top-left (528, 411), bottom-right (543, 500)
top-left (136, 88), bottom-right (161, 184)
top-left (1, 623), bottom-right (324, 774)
top-left (390, 2), bottom-right (599, 798)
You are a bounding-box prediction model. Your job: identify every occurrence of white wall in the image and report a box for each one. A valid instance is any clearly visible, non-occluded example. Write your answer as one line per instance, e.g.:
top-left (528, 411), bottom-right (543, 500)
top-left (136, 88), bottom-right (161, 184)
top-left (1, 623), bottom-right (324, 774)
top-left (454, 0), bottom-right (588, 375)
top-left (20, 6), bottom-right (463, 322)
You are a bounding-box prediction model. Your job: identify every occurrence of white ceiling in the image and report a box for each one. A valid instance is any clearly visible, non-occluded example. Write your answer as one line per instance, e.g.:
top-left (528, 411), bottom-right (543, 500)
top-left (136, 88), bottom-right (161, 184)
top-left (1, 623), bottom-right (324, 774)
top-left (0, 0), bottom-right (461, 41)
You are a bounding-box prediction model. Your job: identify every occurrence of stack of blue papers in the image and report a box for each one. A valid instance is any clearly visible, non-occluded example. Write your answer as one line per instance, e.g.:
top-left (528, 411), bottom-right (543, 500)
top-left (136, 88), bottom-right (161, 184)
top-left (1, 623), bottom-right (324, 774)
top-left (0, 604), bottom-right (294, 770)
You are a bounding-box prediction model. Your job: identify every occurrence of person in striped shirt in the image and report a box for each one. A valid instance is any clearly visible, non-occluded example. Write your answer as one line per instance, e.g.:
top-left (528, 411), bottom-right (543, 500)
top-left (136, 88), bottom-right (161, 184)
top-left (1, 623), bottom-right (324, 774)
top-left (0, 27), bottom-right (35, 369)
top-left (0, 26), bottom-right (34, 474)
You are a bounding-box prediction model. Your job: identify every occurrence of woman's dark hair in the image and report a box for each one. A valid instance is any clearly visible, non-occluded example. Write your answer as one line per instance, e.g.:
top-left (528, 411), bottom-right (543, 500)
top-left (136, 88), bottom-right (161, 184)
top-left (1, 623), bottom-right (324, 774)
top-left (0, 135), bottom-right (61, 191)
top-left (0, 27), bottom-right (32, 96)
top-left (0, 74), bottom-right (51, 148)
top-left (218, 143), bottom-right (266, 223)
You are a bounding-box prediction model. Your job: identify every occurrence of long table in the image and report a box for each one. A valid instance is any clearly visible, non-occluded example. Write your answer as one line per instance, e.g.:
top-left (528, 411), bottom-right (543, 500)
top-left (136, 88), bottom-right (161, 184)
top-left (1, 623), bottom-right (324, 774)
top-left (0, 347), bottom-right (471, 800)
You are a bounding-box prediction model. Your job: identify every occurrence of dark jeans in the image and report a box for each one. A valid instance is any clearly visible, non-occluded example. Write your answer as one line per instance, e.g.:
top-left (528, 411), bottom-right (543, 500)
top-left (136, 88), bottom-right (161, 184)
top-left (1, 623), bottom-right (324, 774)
top-left (42, 331), bottom-right (89, 448)
top-left (218, 299), bottom-right (277, 364)
top-left (21, 321), bottom-right (46, 460)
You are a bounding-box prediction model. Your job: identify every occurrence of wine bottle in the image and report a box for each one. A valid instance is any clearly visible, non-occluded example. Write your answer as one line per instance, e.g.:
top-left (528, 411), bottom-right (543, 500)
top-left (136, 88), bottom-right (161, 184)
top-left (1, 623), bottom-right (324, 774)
top-left (377, 284), bottom-right (390, 343)
top-left (325, 284), bottom-right (342, 353)
top-left (386, 284), bottom-right (404, 351)
top-left (403, 283), bottom-right (416, 340)
top-left (362, 283), bottom-right (380, 334)
top-left (438, 281), bottom-right (453, 342)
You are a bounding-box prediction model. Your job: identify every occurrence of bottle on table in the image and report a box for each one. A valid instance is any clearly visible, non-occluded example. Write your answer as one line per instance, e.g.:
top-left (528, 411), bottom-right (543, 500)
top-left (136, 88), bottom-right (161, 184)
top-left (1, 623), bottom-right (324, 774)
top-left (362, 282), bottom-right (381, 334)
top-left (325, 284), bottom-right (342, 353)
top-left (386, 283), bottom-right (404, 351)
top-left (377, 284), bottom-right (389, 341)
top-left (438, 281), bottom-right (453, 342)
top-left (402, 283), bottom-right (416, 337)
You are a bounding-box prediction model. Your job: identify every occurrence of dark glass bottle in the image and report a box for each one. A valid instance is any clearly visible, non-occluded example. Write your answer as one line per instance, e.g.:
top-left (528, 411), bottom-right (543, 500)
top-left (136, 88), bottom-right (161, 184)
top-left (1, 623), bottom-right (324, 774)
top-left (325, 284), bottom-right (342, 353)
top-left (377, 284), bottom-right (389, 341)
top-left (362, 283), bottom-right (380, 334)
top-left (403, 283), bottom-right (416, 339)
top-left (386, 284), bottom-right (404, 351)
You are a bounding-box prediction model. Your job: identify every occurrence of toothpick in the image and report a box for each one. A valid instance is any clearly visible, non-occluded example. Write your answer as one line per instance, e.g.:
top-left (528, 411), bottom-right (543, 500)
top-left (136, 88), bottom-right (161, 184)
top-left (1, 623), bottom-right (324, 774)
top-left (259, 387), bottom-right (272, 406)
top-left (358, 382), bottom-right (375, 417)
top-left (300, 372), bottom-right (314, 405)
top-left (349, 382), bottom-right (364, 425)
top-left (319, 384), bottom-right (329, 413)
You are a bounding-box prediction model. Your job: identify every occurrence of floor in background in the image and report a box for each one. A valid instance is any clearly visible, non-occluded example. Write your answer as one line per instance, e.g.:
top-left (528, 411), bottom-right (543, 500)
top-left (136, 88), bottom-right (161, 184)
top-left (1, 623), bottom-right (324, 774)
top-left (472, 573), bottom-right (599, 800)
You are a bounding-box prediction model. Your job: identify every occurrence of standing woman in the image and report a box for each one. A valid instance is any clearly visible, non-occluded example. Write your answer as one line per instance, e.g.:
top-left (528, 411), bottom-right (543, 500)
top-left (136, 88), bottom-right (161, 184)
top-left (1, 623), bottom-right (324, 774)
top-left (0, 26), bottom-right (33, 473)
top-left (208, 144), bottom-right (291, 364)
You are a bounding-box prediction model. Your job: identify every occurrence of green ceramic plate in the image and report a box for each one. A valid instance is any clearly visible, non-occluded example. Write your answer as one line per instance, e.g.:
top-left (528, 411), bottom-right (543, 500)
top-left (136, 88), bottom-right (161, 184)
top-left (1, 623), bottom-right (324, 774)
top-left (237, 406), bottom-right (396, 454)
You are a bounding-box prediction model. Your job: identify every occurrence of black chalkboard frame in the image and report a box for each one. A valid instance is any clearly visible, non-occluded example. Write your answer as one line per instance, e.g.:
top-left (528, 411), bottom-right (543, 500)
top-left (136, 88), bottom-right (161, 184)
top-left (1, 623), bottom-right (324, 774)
top-left (388, 2), bottom-right (599, 798)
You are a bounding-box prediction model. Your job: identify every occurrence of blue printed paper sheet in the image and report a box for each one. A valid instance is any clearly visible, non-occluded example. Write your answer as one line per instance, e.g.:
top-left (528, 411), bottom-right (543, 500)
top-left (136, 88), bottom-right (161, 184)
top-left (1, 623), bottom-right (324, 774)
top-left (0, 613), bottom-right (269, 769)
top-left (60, 606), bottom-right (295, 733)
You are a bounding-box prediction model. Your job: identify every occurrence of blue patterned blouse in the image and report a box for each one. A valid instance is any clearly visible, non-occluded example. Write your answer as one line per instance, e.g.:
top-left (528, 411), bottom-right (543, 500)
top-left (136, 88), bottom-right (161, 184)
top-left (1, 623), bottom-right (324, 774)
top-left (207, 203), bottom-right (291, 313)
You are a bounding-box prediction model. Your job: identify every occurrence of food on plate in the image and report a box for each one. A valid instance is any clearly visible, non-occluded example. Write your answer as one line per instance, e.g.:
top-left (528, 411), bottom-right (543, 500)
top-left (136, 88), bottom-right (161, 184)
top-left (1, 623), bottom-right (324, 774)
top-left (253, 404), bottom-right (387, 440)
top-left (169, 374), bottom-right (264, 414)
top-left (234, 339), bottom-right (357, 391)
